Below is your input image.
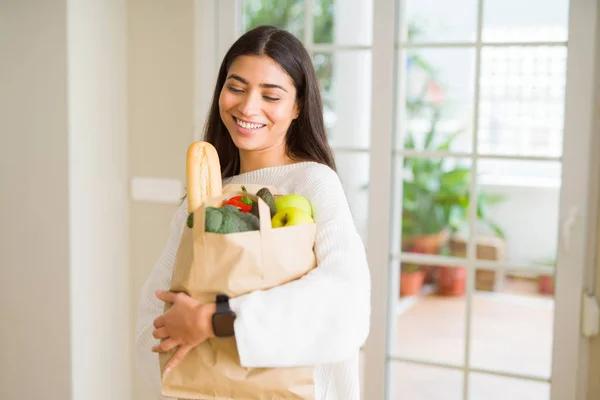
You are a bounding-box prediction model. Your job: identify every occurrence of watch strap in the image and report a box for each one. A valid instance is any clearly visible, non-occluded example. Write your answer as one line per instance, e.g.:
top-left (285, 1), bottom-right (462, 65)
top-left (212, 294), bottom-right (236, 337)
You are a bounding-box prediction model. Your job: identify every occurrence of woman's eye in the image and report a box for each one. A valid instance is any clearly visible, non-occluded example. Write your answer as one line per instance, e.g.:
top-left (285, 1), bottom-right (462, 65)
top-left (227, 86), bottom-right (243, 93)
top-left (263, 96), bottom-right (280, 102)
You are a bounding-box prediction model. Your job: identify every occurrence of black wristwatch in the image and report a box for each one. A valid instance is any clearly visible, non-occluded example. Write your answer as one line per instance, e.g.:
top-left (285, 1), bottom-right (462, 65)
top-left (211, 294), bottom-right (236, 337)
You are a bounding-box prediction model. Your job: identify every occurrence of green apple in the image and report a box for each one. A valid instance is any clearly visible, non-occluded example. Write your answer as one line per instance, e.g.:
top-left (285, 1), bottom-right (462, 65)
top-left (274, 194), bottom-right (312, 217)
top-left (271, 207), bottom-right (314, 228)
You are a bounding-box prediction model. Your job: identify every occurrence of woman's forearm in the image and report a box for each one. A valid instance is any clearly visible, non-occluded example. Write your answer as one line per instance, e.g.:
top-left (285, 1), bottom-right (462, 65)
top-left (230, 220), bottom-right (371, 368)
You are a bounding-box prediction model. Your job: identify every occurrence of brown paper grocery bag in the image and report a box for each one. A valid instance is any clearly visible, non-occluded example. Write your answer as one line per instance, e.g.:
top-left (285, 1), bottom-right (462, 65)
top-left (159, 187), bottom-right (317, 400)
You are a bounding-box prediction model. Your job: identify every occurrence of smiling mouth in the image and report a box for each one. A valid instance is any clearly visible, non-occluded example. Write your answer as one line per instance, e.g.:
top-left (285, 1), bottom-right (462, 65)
top-left (234, 117), bottom-right (266, 130)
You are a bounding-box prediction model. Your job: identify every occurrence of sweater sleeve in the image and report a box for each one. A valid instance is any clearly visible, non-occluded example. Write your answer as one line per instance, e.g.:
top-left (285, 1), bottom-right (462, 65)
top-left (229, 165), bottom-right (371, 368)
top-left (134, 201), bottom-right (187, 398)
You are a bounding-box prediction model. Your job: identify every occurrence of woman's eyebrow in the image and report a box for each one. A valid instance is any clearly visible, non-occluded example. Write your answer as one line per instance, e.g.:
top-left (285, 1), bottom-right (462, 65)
top-left (260, 83), bottom-right (287, 92)
top-left (226, 74), bottom-right (288, 92)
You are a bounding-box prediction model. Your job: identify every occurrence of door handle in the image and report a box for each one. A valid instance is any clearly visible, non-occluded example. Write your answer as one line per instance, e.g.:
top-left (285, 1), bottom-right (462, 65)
top-left (561, 207), bottom-right (579, 253)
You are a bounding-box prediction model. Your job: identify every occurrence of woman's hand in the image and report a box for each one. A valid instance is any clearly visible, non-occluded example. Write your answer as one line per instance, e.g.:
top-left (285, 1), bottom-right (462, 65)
top-left (152, 289), bottom-right (216, 373)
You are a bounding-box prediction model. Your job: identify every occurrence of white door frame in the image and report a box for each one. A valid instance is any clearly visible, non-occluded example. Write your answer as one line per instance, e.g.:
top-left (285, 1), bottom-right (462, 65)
top-left (551, 0), bottom-right (599, 399)
top-left (362, 0), bottom-right (398, 398)
top-left (193, 0), bottom-right (240, 141)
top-left (195, 0), bottom-right (600, 399)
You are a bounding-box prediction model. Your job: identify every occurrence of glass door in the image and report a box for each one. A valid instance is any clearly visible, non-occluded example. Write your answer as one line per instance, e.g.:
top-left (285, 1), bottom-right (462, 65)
top-left (365, 0), bottom-right (598, 399)
top-left (389, 0), bottom-right (567, 397)
top-left (199, 0), bottom-right (598, 398)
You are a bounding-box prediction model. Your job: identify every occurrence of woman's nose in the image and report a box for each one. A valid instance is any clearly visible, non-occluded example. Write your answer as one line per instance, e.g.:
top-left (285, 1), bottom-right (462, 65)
top-left (237, 92), bottom-right (260, 116)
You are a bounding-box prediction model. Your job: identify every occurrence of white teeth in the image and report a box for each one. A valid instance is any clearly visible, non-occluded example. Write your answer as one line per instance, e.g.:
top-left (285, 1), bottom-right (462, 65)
top-left (236, 118), bottom-right (264, 130)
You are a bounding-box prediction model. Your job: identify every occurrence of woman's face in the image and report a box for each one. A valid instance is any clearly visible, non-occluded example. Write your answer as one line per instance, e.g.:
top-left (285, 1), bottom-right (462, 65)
top-left (219, 55), bottom-right (299, 152)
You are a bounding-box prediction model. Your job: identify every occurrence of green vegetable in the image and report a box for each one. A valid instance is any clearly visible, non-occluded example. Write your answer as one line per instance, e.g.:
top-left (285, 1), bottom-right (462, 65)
top-left (204, 207), bottom-right (223, 233)
top-left (240, 185), bottom-right (253, 205)
top-left (204, 205), bottom-right (260, 234)
top-left (252, 187), bottom-right (277, 218)
top-left (237, 211), bottom-right (260, 230)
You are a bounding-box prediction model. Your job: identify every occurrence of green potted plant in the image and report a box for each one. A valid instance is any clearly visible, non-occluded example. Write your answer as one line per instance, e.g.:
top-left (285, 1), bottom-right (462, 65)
top-left (364, 22), bottom-right (508, 295)
top-left (435, 244), bottom-right (467, 296)
top-left (400, 261), bottom-right (426, 297)
top-left (400, 107), bottom-right (506, 288)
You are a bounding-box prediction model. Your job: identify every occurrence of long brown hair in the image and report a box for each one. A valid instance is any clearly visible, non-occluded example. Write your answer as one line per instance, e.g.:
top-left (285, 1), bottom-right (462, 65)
top-left (202, 25), bottom-right (336, 178)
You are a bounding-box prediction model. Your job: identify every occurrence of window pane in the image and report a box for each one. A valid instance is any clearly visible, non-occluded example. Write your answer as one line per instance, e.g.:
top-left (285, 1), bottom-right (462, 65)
top-left (396, 48), bottom-right (476, 152)
top-left (470, 271), bottom-right (554, 378)
top-left (390, 361), bottom-right (464, 400)
top-left (478, 46), bottom-right (567, 157)
top-left (392, 276), bottom-right (467, 367)
top-left (398, 156), bottom-right (473, 248)
top-left (475, 159), bottom-right (561, 265)
top-left (466, 158), bottom-right (558, 378)
top-left (242, 0), bottom-right (305, 40)
top-left (313, 0), bottom-right (373, 45)
top-left (469, 280), bottom-right (555, 379)
top-left (313, 51), bottom-right (372, 148)
top-left (483, 0), bottom-right (569, 42)
top-left (469, 373), bottom-right (550, 400)
top-left (333, 151), bottom-right (370, 243)
top-left (398, 0), bottom-right (478, 44)
top-left (395, 155), bottom-right (472, 289)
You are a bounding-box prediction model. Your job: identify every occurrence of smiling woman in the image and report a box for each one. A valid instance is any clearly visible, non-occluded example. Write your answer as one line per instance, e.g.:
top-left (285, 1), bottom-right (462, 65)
top-left (219, 55), bottom-right (299, 160)
top-left (203, 25), bottom-right (336, 178)
top-left (135, 25), bottom-right (371, 400)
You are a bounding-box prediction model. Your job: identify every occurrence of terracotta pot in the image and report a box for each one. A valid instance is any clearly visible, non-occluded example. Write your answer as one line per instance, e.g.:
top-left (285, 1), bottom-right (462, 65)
top-left (437, 266), bottom-right (466, 296)
top-left (400, 270), bottom-right (425, 297)
top-left (538, 274), bottom-right (554, 295)
top-left (403, 230), bottom-right (449, 283)
top-left (408, 230), bottom-right (449, 254)
top-left (421, 266), bottom-right (437, 284)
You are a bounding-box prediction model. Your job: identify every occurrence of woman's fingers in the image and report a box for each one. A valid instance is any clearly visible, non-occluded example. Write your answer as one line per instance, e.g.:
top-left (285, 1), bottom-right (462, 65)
top-left (153, 315), bottom-right (164, 329)
top-left (155, 289), bottom-right (177, 304)
top-left (152, 326), bottom-right (169, 340)
top-left (164, 344), bottom-right (193, 373)
top-left (152, 337), bottom-right (178, 353)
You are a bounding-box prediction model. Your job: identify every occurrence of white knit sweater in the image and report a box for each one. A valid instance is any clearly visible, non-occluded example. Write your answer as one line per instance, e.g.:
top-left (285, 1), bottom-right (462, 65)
top-left (135, 161), bottom-right (371, 400)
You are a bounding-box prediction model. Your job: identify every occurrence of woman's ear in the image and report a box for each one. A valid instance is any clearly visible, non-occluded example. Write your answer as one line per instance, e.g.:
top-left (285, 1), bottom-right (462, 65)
top-left (293, 100), bottom-right (301, 119)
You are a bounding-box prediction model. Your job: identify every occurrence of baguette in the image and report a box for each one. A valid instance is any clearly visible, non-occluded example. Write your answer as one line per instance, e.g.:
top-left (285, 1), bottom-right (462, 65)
top-left (186, 141), bottom-right (223, 212)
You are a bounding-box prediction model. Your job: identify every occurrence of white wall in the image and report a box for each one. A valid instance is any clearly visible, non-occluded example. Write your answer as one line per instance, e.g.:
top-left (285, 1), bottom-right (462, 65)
top-left (483, 183), bottom-right (560, 264)
top-left (0, 1), bottom-right (72, 398)
top-left (67, 0), bottom-right (130, 399)
top-left (0, 1), bottom-right (130, 399)
top-left (128, 1), bottom-right (195, 399)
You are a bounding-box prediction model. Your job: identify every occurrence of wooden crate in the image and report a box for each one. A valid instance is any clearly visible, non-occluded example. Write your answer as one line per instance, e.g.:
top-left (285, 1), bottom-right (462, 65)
top-left (449, 236), bottom-right (506, 292)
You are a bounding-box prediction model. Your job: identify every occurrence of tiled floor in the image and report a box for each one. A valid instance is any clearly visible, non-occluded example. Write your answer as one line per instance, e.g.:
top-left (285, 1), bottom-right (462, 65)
top-left (362, 278), bottom-right (554, 400)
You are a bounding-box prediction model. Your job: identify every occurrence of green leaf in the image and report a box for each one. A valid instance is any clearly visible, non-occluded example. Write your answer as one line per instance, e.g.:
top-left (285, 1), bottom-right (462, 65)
top-left (480, 192), bottom-right (508, 205)
top-left (404, 131), bottom-right (416, 150)
top-left (483, 220), bottom-right (505, 239)
top-left (448, 204), bottom-right (467, 229)
top-left (402, 216), bottom-right (417, 232)
top-left (437, 130), bottom-right (462, 151)
top-left (476, 198), bottom-right (487, 219)
top-left (423, 119), bottom-right (438, 149)
top-left (410, 54), bottom-right (438, 76)
top-left (440, 168), bottom-right (471, 188)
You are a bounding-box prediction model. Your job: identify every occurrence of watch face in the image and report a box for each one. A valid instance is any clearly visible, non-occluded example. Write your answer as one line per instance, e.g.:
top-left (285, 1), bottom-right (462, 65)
top-left (213, 313), bottom-right (236, 337)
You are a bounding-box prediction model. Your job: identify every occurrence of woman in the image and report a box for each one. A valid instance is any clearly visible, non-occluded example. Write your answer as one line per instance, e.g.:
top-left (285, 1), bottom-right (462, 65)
top-left (136, 25), bottom-right (371, 399)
